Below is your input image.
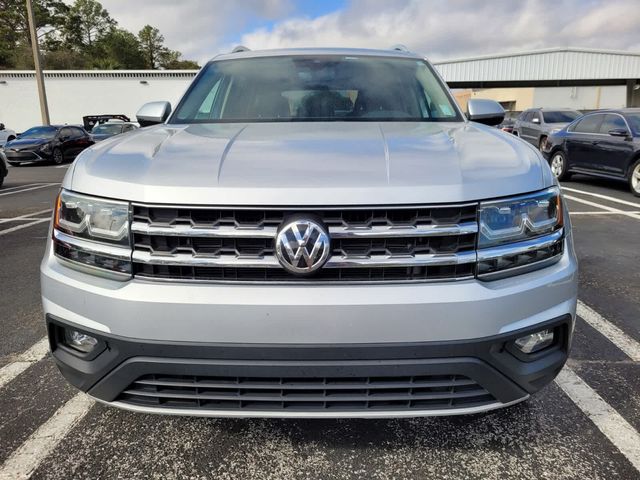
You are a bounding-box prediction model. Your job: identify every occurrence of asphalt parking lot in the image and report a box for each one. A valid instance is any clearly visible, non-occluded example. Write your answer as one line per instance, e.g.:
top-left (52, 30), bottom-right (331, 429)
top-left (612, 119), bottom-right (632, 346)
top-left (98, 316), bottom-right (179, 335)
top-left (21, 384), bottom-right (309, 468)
top-left (0, 163), bottom-right (639, 480)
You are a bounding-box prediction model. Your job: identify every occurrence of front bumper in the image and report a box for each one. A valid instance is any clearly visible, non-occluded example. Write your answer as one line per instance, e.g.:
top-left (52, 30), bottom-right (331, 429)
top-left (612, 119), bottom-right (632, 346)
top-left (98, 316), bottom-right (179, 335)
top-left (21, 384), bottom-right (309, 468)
top-left (47, 313), bottom-right (572, 418)
top-left (41, 230), bottom-right (578, 417)
top-left (4, 150), bottom-right (50, 164)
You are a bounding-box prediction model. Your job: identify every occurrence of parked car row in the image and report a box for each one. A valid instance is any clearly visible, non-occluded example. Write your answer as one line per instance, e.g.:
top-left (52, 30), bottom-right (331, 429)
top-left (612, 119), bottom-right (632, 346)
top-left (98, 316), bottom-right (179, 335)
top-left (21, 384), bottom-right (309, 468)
top-left (494, 107), bottom-right (639, 196)
top-left (542, 109), bottom-right (640, 196)
top-left (0, 117), bottom-right (138, 168)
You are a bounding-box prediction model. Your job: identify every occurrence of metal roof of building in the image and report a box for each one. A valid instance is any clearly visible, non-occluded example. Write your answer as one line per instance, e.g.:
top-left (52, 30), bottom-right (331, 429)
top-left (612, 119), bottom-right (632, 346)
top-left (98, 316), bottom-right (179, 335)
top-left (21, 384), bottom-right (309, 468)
top-left (433, 48), bottom-right (640, 83)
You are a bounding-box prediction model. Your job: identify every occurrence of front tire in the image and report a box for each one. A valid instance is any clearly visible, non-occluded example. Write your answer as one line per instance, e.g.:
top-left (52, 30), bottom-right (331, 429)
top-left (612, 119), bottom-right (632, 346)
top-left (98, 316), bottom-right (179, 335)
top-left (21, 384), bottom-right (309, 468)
top-left (550, 151), bottom-right (571, 181)
top-left (629, 159), bottom-right (640, 197)
top-left (52, 148), bottom-right (64, 165)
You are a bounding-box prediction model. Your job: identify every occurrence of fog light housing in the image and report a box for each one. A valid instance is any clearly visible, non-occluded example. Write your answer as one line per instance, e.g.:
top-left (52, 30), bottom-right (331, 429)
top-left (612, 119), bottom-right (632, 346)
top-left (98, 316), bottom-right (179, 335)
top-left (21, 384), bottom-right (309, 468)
top-left (64, 329), bottom-right (98, 353)
top-left (514, 329), bottom-right (554, 354)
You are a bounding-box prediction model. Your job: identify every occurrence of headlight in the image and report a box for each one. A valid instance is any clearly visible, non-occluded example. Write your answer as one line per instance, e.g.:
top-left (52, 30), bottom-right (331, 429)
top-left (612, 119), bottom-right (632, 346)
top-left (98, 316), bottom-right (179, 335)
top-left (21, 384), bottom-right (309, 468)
top-left (53, 189), bottom-right (132, 277)
top-left (477, 187), bottom-right (564, 279)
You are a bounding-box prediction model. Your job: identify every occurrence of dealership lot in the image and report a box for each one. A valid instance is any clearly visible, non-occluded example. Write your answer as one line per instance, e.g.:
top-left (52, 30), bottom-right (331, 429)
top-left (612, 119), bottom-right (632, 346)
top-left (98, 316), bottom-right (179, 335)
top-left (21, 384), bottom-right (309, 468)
top-left (0, 164), bottom-right (639, 479)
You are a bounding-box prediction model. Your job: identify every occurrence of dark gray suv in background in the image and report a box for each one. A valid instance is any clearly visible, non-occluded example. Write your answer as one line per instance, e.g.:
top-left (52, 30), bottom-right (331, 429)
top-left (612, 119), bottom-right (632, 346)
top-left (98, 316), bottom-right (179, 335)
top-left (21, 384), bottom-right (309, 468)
top-left (514, 108), bottom-right (581, 150)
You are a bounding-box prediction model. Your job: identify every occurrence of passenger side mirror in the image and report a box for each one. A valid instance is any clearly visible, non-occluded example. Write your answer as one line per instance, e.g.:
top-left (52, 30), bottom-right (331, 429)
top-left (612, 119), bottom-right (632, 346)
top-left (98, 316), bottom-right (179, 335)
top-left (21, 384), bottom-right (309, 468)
top-left (136, 101), bottom-right (172, 127)
top-left (608, 128), bottom-right (630, 138)
top-left (531, 117), bottom-right (540, 124)
top-left (466, 99), bottom-right (505, 126)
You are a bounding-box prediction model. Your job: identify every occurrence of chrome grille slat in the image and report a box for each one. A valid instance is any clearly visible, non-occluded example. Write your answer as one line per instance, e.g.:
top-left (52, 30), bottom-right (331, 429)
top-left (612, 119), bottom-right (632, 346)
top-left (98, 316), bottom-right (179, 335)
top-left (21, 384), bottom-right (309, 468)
top-left (131, 221), bottom-right (479, 239)
top-left (132, 250), bottom-right (476, 268)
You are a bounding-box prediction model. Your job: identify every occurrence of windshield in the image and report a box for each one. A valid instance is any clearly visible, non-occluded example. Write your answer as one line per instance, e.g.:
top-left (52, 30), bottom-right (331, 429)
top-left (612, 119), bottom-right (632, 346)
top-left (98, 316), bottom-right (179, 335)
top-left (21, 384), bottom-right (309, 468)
top-left (92, 124), bottom-right (123, 135)
top-left (171, 55), bottom-right (462, 123)
top-left (542, 111), bottom-right (581, 123)
top-left (20, 126), bottom-right (58, 140)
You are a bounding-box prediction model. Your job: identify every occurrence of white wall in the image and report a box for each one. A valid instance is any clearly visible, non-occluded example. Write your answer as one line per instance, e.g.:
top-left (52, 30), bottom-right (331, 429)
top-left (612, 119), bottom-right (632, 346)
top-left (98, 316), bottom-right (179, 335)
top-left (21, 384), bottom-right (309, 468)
top-left (532, 85), bottom-right (626, 110)
top-left (0, 73), bottom-right (194, 132)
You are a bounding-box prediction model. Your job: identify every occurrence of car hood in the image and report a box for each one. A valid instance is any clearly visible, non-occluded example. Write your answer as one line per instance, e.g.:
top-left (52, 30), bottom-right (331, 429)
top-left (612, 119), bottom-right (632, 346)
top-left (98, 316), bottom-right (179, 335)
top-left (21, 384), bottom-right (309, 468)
top-left (69, 122), bottom-right (552, 206)
top-left (5, 138), bottom-right (49, 150)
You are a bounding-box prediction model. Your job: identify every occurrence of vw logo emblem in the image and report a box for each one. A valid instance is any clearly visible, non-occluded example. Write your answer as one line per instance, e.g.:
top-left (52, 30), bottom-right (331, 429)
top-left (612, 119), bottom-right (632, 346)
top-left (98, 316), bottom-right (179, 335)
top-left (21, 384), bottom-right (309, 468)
top-left (275, 218), bottom-right (331, 275)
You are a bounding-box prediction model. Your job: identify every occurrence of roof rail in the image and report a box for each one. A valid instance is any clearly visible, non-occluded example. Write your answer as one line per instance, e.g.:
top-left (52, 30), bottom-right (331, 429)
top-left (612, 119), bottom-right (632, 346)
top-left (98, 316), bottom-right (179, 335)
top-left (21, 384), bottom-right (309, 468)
top-left (390, 44), bottom-right (410, 53)
top-left (231, 45), bottom-right (251, 53)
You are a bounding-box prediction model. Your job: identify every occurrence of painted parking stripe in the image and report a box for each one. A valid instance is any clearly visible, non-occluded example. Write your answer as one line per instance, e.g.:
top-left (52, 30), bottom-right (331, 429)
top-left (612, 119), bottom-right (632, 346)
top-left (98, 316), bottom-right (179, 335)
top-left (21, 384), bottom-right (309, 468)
top-left (578, 300), bottom-right (640, 362)
top-left (562, 186), bottom-right (640, 209)
top-left (0, 338), bottom-right (49, 390)
top-left (0, 393), bottom-right (94, 480)
top-left (555, 367), bottom-right (640, 472)
top-left (0, 183), bottom-right (47, 193)
top-left (0, 183), bottom-right (60, 197)
top-left (563, 195), bottom-right (640, 221)
top-left (0, 218), bottom-right (50, 236)
top-left (0, 209), bottom-right (52, 225)
top-left (569, 211), bottom-right (640, 215)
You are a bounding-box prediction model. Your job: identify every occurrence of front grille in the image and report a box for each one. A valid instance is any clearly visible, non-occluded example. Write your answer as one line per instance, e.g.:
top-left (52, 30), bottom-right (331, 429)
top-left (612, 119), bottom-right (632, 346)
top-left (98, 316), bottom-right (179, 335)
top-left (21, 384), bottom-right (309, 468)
top-left (131, 204), bottom-right (478, 283)
top-left (118, 373), bottom-right (496, 412)
top-left (4, 150), bottom-right (39, 161)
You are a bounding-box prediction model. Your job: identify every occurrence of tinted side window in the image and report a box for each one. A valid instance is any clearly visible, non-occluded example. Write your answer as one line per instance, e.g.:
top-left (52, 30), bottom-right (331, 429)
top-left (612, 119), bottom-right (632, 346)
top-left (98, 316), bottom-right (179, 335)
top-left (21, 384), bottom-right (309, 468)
top-left (532, 111), bottom-right (541, 123)
top-left (573, 115), bottom-right (604, 133)
top-left (59, 127), bottom-right (72, 138)
top-left (71, 127), bottom-right (85, 138)
top-left (599, 114), bottom-right (626, 134)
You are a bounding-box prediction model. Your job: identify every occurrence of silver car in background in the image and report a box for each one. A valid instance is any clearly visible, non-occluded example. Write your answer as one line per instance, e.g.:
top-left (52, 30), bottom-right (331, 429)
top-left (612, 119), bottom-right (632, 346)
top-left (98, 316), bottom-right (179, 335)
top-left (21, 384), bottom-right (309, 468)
top-left (514, 108), bottom-right (582, 149)
top-left (41, 47), bottom-right (578, 418)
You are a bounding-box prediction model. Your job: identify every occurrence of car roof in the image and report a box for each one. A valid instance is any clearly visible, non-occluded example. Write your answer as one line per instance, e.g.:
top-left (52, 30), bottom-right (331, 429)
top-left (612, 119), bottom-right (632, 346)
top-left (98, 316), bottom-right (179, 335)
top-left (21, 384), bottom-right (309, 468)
top-left (213, 47), bottom-right (423, 62)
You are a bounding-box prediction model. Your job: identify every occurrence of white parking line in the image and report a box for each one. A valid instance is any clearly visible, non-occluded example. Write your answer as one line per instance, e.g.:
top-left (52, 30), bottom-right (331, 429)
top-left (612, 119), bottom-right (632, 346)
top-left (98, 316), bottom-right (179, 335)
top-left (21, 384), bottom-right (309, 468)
top-left (555, 367), bottom-right (640, 472)
top-left (577, 300), bottom-right (640, 362)
top-left (0, 183), bottom-right (60, 197)
top-left (0, 393), bottom-right (94, 480)
top-left (0, 338), bottom-right (49, 390)
top-left (0, 209), bottom-right (52, 224)
top-left (0, 218), bottom-right (50, 236)
top-left (0, 183), bottom-right (47, 193)
top-left (569, 211), bottom-right (640, 215)
top-left (563, 195), bottom-right (640, 221)
top-left (563, 187), bottom-right (640, 209)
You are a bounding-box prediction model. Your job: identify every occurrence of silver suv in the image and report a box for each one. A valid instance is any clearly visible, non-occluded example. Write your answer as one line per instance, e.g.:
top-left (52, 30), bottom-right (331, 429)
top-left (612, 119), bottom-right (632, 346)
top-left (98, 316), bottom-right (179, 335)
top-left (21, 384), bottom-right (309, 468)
top-left (41, 48), bottom-right (577, 418)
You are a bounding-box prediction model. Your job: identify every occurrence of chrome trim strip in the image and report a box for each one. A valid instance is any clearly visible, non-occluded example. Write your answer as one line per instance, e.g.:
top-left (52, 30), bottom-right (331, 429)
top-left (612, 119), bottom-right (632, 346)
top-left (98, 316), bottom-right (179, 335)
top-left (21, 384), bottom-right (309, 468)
top-left (132, 201), bottom-right (478, 211)
top-left (131, 250), bottom-right (477, 268)
top-left (53, 229), bottom-right (132, 261)
top-left (328, 222), bottom-right (478, 238)
top-left (133, 274), bottom-right (475, 286)
top-left (477, 252), bottom-right (563, 281)
top-left (131, 221), bottom-right (478, 239)
top-left (476, 228), bottom-right (564, 262)
top-left (132, 250), bottom-right (281, 268)
top-left (131, 222), bottom-right (277, 238)
top-left (325, 250), bottom-right (477, 268)
top-left (99, 396), bottom-right (528, 418)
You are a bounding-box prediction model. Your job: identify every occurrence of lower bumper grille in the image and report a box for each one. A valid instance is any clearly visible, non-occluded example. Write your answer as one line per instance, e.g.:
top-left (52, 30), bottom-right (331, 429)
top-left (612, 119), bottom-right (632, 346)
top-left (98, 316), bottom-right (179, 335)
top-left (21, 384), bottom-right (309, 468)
top-left (4, 151), bottom-right (40, 161)
top-left (117, 374), bottom-right (496, 412)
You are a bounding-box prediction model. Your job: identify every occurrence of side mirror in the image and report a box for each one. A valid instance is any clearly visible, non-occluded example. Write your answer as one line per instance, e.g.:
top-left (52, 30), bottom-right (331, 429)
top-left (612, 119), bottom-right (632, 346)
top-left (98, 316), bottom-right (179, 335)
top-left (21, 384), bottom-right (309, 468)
top-left (136, 101), bottom-right (172, 127)
top-left (0, 123), bottom-right (4, 131)
top-left (608, 128), bottom-right (630, 138)
top-left (467, 99), bottom-right (505, 126)
top-left (531, 117), bottom-right (540, 124)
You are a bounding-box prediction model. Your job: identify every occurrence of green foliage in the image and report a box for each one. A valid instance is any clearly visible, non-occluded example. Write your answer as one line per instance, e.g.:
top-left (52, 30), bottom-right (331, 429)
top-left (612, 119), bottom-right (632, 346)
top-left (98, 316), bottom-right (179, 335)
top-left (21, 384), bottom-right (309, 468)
top-left (0, 0), bottom-right (199, 70)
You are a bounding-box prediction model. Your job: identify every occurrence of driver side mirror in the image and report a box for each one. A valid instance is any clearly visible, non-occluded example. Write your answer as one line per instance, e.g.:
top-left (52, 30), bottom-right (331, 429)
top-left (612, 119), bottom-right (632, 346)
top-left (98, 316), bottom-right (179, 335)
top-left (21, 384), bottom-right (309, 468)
top-left (136, 101), bottom-right (172, 127)
top-left (608, 128), bottom-right (630, 138)
top-left (466, 99), bottom-right (505, 126)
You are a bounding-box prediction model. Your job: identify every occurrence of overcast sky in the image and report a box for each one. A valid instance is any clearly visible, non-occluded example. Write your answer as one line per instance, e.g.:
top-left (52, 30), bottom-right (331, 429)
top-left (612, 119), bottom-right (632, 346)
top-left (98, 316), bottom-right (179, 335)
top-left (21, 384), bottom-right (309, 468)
top-left (100, 0), bottom-right (640, 64)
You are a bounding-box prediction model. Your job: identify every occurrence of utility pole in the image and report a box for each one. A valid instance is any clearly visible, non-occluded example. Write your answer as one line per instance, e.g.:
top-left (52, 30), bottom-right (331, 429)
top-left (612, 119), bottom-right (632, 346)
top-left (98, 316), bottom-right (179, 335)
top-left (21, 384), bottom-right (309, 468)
top-left (26, 0), bottom-right (50, 125)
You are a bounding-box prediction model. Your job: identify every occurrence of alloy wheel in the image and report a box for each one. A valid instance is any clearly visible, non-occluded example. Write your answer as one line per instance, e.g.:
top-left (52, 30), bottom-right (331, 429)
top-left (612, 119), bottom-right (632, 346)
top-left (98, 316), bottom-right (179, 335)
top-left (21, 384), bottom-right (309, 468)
top-left (551, 154), bottom-right (564, 178)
